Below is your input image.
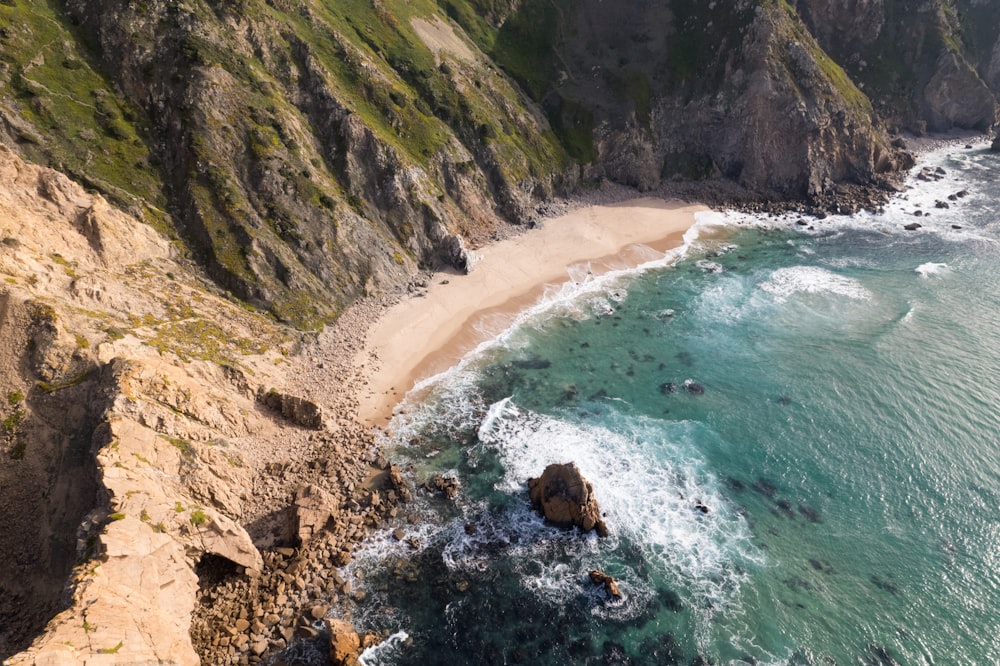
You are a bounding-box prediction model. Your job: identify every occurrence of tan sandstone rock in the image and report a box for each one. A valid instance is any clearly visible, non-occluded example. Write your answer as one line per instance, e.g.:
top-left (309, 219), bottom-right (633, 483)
top-left (528, 462), bottom-right (609, 537)
top-left (325, 618), bottom-right (362, 666)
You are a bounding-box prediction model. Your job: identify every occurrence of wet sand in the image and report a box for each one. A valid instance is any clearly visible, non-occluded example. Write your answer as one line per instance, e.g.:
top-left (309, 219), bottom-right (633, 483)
top-left (355, 197), bottom-right (708, 425)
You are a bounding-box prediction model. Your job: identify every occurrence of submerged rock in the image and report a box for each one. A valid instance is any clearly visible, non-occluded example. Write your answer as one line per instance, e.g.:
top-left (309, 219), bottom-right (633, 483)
top-left (528, 462), bottom-right (609, 537)
top-left (683, 380), bottom-right (705, 395)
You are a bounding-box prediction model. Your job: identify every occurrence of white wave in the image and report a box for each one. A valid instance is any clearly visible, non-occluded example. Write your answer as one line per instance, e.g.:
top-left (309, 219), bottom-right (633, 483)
top-left (359, 630), bottom-right (411, 666)
top-left (473, 401), bottom-right (760, 623)
top-left (696, 259), bottom-right (724, 273)
top-left (915, 262), bottom-right (951, 278)
top-left (759, 266), bottom-right (871, 303)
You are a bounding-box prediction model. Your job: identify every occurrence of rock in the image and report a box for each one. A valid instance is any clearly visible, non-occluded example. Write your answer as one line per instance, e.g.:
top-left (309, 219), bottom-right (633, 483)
top-left (991, 134), bottom-right (1000, 152)
top-left (903, 223), bottom-right (923, 231)
top-left (527, 463), bottom-right (609, 537)
top-left (441, 233), bottom-right (477, 273)
top-left (262, 390), bottom-right (323, 429)
top-left (588, 570), bottom-right (622, 599)
top-left (683, 380), bottom-right (704, 395)
top-left (387, 464), bottom-right (413, 502)
top-left (293, 484), bottom-right (337, 545)
top-left (424, 473), bottom-right (459, 499)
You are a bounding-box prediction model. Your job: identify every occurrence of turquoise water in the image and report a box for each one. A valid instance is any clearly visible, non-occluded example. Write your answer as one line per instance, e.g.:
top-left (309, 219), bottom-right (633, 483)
top-left (351, 144), bottom-right (1000, 665)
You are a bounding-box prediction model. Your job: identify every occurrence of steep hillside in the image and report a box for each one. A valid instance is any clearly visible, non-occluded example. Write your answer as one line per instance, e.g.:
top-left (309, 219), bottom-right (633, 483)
top-left (0, 144), bottom-right (393, 664)
top-left (793, 0), bottom-right (1000, 133)
top-left (1, 0), bottom-right (997, 326)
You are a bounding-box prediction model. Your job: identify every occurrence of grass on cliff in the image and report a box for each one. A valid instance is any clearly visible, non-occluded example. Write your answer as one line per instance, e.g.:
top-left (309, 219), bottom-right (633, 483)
top-left (0, 0), bottom-right (171, 233)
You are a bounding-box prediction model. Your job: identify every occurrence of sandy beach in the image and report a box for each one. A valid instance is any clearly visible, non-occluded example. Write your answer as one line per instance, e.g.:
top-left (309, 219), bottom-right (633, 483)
top-left (355, 197), bottom-right (708, 425)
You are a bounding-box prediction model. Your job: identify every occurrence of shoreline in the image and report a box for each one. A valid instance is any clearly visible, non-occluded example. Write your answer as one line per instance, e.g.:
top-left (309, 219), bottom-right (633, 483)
top-left (354, 197), bottom-right (708, 426)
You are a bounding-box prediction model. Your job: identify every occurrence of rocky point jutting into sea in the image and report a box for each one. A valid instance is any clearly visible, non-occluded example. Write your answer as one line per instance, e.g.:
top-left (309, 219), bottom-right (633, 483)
top-left (0, 0), bottom-right (999, 664)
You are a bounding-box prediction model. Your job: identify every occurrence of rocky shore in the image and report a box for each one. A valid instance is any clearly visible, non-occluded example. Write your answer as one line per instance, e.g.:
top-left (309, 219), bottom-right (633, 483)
top-left (186, 299), bottom-right (417, 666)
top-left (3, 133), bottom-right (991, 666)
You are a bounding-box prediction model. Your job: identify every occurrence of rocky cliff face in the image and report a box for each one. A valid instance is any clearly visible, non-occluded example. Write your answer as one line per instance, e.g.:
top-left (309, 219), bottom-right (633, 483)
top-left (0, 145), bottom-right (378, 663)
top-left (1, 0), bottom-right (997, 327)
top-left (793, 0), bottom-right (1000, 133)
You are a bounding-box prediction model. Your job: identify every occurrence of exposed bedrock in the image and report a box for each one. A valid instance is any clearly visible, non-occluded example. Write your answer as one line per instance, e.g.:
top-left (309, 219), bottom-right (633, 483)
top-left (528, 462), bottom-right (609, 537)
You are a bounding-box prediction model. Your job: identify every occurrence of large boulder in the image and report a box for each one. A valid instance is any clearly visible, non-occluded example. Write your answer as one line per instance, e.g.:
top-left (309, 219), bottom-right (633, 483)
top-left (326, 618), bottom-right (362, 666)
top-left (293, 484), bottom-right (337, 546)
top-left (262, 389), bottom-right (324, 429)
top-left (528, 463), bottom-right (609, 537)
top-left (324, 618), bottom-right (382, 666)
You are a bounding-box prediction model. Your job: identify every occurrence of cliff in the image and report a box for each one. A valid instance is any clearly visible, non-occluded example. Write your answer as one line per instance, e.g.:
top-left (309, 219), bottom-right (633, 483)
top-left (1, 0), bottom-right (996, 329)
top-left (0, 144), bottom-right (398, 664)
top-left (1, 0), bottom-right (1000, 664)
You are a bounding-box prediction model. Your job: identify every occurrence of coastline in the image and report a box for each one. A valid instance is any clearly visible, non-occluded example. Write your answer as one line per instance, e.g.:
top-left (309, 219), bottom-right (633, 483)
top-left (353, 197), bottom-right (709, 426)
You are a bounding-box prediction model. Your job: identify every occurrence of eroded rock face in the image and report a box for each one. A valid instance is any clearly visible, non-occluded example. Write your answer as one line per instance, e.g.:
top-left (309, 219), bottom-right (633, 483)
top-left (528, 463), bottom-right (609, 537)
top-left (992, 134), bottom-right (1000, 152)
top-left (263, 390), bottom-right (324, 430)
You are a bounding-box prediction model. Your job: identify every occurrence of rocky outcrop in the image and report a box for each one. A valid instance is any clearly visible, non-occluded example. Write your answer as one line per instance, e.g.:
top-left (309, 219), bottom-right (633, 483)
top-left (528, 463), bottom-right (609, 537)
top-left (795, 0), bottom-right (1000, 133)
top-left (263, 390), bottom-right (324, 430)
top-left (992, 134), bottom-right (1000, 152)
top-left (588, 570), bottom-right (622, 599)
top-left (0, 147), bottom-right (386, 665)
top-left (921, 51), bottom-right (998, 131)
top-left (325, 618), bottom-right (382, 666)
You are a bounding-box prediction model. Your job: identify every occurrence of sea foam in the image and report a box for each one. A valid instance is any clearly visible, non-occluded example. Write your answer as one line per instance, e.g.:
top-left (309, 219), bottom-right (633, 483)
top-left (473, 401), bottom-right (759, 621)
top-left (915, 262), bottom-right (951, 278)
top-left (759, 266), bottom-right (871, 303)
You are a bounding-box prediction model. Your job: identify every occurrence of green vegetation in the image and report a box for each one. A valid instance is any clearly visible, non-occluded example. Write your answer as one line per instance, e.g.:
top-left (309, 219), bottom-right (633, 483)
top-left (1, 409), bottom-right (25, 434)
top-left (189, 508), bottom-right (208, 526)
top-left (97, 641), bottom-right (124, 655)
top-left (147, 317), bottom-right (272, 364)
top-left (28, 300), bottom-right (57, 325)
top-left (0, 0), bottom-right (169, 231)
top-left (37, 369), bottom-right (95, 394)
top-left (6, 390), bottom-right (24, 406)
top-left (109, 512), bottom-right (126, 521)
top-left (50, 253), bottom-right (77, 278)
top-left (165, 436), bottom-right (196, 461)
top-left (489, 1), bottom-right (558, 101)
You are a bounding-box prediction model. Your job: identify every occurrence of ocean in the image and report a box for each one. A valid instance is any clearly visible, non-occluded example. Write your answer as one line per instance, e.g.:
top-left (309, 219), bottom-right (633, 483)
top-left (348, 142), bottom-right (1000, 665)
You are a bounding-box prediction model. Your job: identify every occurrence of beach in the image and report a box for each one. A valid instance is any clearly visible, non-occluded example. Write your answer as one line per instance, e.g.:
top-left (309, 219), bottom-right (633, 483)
top-left (355, 197), bottom-right (708, 425)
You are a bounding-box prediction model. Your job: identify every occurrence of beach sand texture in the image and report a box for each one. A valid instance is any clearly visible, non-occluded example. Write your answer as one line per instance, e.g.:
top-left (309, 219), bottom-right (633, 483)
top-left (356, 197), bottom-right (707, 424)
